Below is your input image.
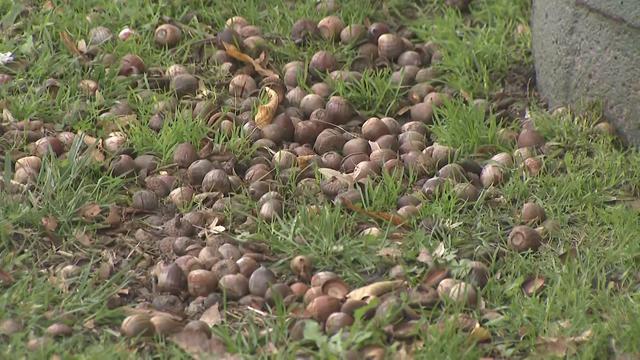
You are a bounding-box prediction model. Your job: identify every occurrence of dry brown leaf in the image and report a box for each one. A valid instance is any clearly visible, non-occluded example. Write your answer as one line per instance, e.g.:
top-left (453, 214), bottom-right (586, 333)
top-left (222, 42), bottom-right (278, 78)
top-left (105, 205), bottom-right (121, 227)
top-left (341, 198), bottom-right (407, 227)
top-left (377, 247), bottom-right (402, 261)
top-left (42, 216), bottom-right (58, 232)
top-left (121, 306), bottom-right (183, 321)
top-left (469, 326), bottom-right (491, 343)
top-left (170, 331), bottom-right (236, 360)
top-left (0, 267), bottom-right (15, 286)
top-left (416, 248), bottom-right (433, 265)
top-left (74, 230), bottom-right (92, 247)
top-left (347, 280), bottom-right (404, 301)
top-left (79, 203), bottom-right (101, 220)
top-left (296, 155), bottom-right (316, 169)
top-left (59, 31), bottom-right (82, 56)
top-left (254, 87), bottom-right (279, 129)
top-left (535, 328), bottom-right (593, 358)
top-left (522, 276), bottom-right (545, 297)
top-left (200, 304), bottom-right (222, 327)
top-left (317, 168), bottom-right (354, 186)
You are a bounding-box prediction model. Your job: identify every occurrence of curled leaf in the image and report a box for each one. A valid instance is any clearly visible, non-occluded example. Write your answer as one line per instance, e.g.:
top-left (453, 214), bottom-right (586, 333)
top-left (222, 42), bottom-right (278, 78)
top-left (347, 280), bottom-right (404, 301)
top-left (255, 87), bottom-right (279, 129)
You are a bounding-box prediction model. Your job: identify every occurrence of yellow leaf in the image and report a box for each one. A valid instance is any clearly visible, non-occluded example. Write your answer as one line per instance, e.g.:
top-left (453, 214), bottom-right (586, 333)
top-left (222, 42), bottom-right (278, 78)
top-left (347, 280), bottom-right (404, 301)
top-left (255, 87), bottom-right (279, 129)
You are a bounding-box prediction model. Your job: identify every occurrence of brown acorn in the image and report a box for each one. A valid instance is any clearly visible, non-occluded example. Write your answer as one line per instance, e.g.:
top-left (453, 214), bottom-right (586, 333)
top-left (201, 169), bottom-right (231, 194)
top-left (225, 16), bottom-right (248, 31)
top-left (219, 274), bottom-right (249, 300)
top-left (236, 256), bottom-right (259, 278)
top-left (438, 163), bottom-right (468, 183)
top-left (45, 323), bottom-right (73, 337)
top-left (325, 96), bottom-right (353, 125)
top-left (517, 128), bottom-right (545, 148)
top-left (378, 34), bottom-right (404, 60)
top-left (310, 51), bottom-right (338, 74)
top-left (447, 282), bottom-right (478, 307)
top-left (480, 164), bottom-right (505, 188)
top-left (290, 282), bottom-right (309, 298)
top-left (186, 159), bottom-right (214, 186)
top-left (368, 22), bottom-right (390, 42)
top-left (229, 74), bottom-right (257, 98)
top-left (311, 82), bottom-right (332, 98)
top-left (290, 255), bottom-right (313, 280)
top-left (321, 151), bottom-right (343, 170)
top-left (154, 24), bottom-right (182, 47)
top-left (340, 24), bottom-right (367, 45)
top-left (171, 74), bottom-right (198, 98)
top-left (132, 190), bottom-right (158, 211)
top-left (118, 54), bottom-right (146, 76)
top-left (314, 128), bottom-right (346, 154)
top-left (521, 202), bottom-right (546, 224)
top-left (397, 51), bottom-right (423, 67)
top-left (110, 154), bottom-right (136, 177)
top-left (310, 271), bottom-right (338, 287)
top-left (523, 157), bottom-right (543, 176)
top-left (490, 152), bottom-right (513, 168)
top-left (325, 312), bottom-right (354, 335)
top-left (168, 187), bottom-right (195, 207)
top-left (150, 315), bottom-right (183, 336)
top-left (317, 16), bottom-right (345, 41)
top-left (88, 26), bottom-right (113, 46)
top-left (264, 283), bottom-right (293, 304)
top-left (322, 277), bottom-right (349, 299)
top-left (453, 183), bottom-right (479, 202)
top-left (173, 142), bottom-right (198, 168)
top-left (291, 19), bottom-right (320, 45)
top-left (248, 266), bottom-right (276, 297)
top-left (303, 286), bottom-right (324, 306)
top-left (187, 269), bottom-right (218, 297)
top-left (285, 87), bottom-right (307, 107)
top-left (34, 136), bottom-right (64, 157)
top-left (300, 94), bottom-right (326, 117)
top-left (508, 225), bottom-right (542, 252)
top-left (409, 102), bottom-right (434, 124)
top-left (121, 314), bottom-right (154, 338)
top-left (307, 295), bottom-right (341, 323)
top-left (466, 261), bottom-right (490, 289)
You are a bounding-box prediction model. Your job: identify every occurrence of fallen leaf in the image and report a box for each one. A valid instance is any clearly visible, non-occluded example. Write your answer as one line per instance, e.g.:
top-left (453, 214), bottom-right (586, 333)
top-left (222, 42), bottom-right (278, 78)
top-left (41, 216), bottom-right (58, 231)
top-left (170, 331), bottom-right (236, 360)
top-left (469, 326), bottom-right (491, 343)
top-left (377, 247), bottom-right (402, 261)
top-left (522, 276), bottom-right (545, 296)
top-left (74, 230), bottom-right (92, 247)
top-left (341, 197), bottom-right (406, 227)
top-left (254, 87), bottom-right (279, 128)
top-left (59, 31), bottom-right (82, 56)
top-left (200, 304), bottom-right (222, 327)
top-left (347, 280), bottom-right (404, 301)
top-left (105, 205), bottom-right (121, 227)
top-left (121, 306), bottom-right (183, 321)
top-left (416, 248), bottom-right (433, 265)
top-left (296, 155), bottom-right (316, 169)
top-left (79, 203), bottom-right (101, 220)
top-left (0, 267), bottom-right (15, 286)
top-left (535, 328), bottom-right (593, 358)
top-left (317, 168), bottom-right (354, 186)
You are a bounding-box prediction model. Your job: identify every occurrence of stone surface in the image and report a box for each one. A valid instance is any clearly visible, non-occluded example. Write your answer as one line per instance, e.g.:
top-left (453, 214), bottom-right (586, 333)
top-left (532, 0), bottom-right (640, 146)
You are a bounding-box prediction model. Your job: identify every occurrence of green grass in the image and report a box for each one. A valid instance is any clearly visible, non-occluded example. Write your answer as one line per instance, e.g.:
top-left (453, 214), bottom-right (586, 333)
top-left (1, 0), bottom-right (640, 358)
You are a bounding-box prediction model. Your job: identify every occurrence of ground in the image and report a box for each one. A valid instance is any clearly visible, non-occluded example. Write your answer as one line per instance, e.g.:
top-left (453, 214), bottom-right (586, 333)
top-left (1, 0), bottom-right (639, 359)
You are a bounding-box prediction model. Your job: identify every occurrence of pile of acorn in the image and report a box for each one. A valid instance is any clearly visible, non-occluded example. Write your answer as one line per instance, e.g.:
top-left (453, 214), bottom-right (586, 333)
top-left (1, 7), bottom-right (560, 353)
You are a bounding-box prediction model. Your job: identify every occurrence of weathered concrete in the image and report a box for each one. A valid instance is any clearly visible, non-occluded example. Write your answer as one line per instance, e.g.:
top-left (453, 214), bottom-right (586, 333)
top-left (531, 0), bottom-right (640, 146)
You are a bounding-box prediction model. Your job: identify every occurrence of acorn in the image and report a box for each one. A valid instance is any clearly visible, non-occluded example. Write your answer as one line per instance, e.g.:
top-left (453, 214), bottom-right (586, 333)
top-left (110, 154), bottom-right (136, 177)
top-left (341, 153), bottom-right (369, 173)
top-left (186, 160), bottom-right (214, 186)
top-left (466, 261), bottom-right (489, 289)
top-left (438, 163), bottom-right (468, 183)
top-left (303, 286), bottom-right (324, 306)
top-left (408, 83), bottom-right (435, 104)
top-left (340, 24), bottom-right (366, 44)
top-left (446, 0), bottom-right (472, 11)
top-left (325, 312), bottom-right (354, 335)
top-left (225, 16), bottom-right (249, 31)
top-left (397, 51), bottom-right (423, 67)
top-left (173, 143), bottom-right (198, 168)
top-left (317, 15), bottom-right (345, 41)
top-left (310, 51), bottom-right (338, 74)
top-left (370, 148), bottom-right (397, 164)
top-left (187, 269), bottom-right (218, 297)
top-left (285, 87), bottom-right (307, 107)
top-left (521, 202), bottom-right (546, 224)
top-left (217, 27), bottom-right (243, 49)
top-left (239, 25), bottom-right (262, 38)
top-left (289, 319), bottom-right (318, 341)
top-left (183, 320), bottom-right (212, 336)
top-left (290, 282), bottom-right (310, 299)
top-left (118, 54), bottom-right (146, 76)
top-left (314, 128), bottom-right (346, 154)
top-left (307, 295), bottom-right (341, 323)
top-left (201, 169), bottom-right (231, 194)
top-left (374, 296), bottom-right (404, 325)
top-left (264, 283), bottom-right (293, 304)
top-left (34, 136), bottom-right (64, 157)
top-left (237, 256), bottom-right (259, 278)
top-left (360, 117), bottom-right (388, 141)
top-left (378, 34), bottom-right (404, 60)
top-left (103, 132), bottom-right (127, 154)
top-left (165, 64), bottom-right (189, 79)
top-left (290, 255), bottom-right (313, 280)
top-left (480, 164), bottom-right (505, 188)
top-left (168, 187), bottom-right (195, 207)
top-left (517, 128), bottom-right (545, 148)
top-left (150, 315), bottom-right (183, 336)
top-left (134, 154), bottom-right (159, 173)
top-left (45, 323), bottom-right (73, 337)
top-left (410, 102), bottom-right (434, 124)
top-left (453, 183), bottom-right (479, 202)
top-left (391, 65), bottom-right (419, 86)
top-left (508, 225), bottom-right (542, 252)
top-left (311, 271), bottom-right (338, 287)
top-left (523, 157), bottom-right (543, 176)
top-left (321, 151), bottom-right (343, 170)
top-left (121, 314), bottom-right (154, 338)
top-left (368, 22), bottom-right (390, 42)
top-left (436, 278), bottom-right (460, 299)
top-left (154, 24), bottom-right (182, 47)
top-left (325, 96), bottom-right (353, 125)
top-left (425, 143), bottom-right (456, 168)
top-left (244, 163), bottom-right (272, 183)
top-left (171, 74), bottom-right (198, 98)
top-left (341, 299), bottom-right (368, 317)
top-left (311, 82), bottom-right (332, 98)
top-left (248, 266), bottom-right (276, 297)
top-left (341, 138), bottom-right (368, 157)
top-left (88, 26), bottom-right (113, 46)
top-left (229, 74), bottom-right (257, 98)
top-left (447, 282), bottom-right (478, 307)
top-left (322, 278), bottom-right (349, 299)
top-left (490, 152), bottom-right (513, 168)
top-left (0, 319), bottom-right (23, 336)
top-left (219, 274), bottom-right (249, 300)
top-left (132, 190), bottom-right (158, 211)
top-left (218, 243), bottom-right (242, 261)
top-left (259, 199), bottom-right (283, 222)
top-left (291, 19), bottom-right (320, 45)
top-left (175, 255), bottom-right (203, 274)
top-left (300, 94), bottom-right (326, 118)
